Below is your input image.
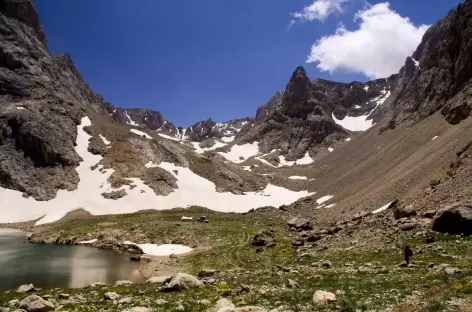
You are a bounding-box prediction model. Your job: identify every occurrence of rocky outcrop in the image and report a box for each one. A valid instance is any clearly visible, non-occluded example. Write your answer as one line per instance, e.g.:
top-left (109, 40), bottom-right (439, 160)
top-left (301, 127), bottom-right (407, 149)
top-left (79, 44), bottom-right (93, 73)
top-left (432, 202), bottom-right (472, 235)
top-left (162, 273), bottom-right (204, 291)
top-left (385, 0), bottom-right (472, 126)
top-left (251, 229), bottom-right (276, 246)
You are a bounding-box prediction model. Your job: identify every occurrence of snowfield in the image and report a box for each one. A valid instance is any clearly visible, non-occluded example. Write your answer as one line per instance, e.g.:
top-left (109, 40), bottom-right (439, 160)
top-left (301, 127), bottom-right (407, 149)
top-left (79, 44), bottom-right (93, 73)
top-left (218, 142), bottom-right (260, 163)
top-left (123, 242), bottom-right (193, 256)
top-left (0, 117), bottom-right (313, 225)
top-left (130, 129), bottom-right (152, 139)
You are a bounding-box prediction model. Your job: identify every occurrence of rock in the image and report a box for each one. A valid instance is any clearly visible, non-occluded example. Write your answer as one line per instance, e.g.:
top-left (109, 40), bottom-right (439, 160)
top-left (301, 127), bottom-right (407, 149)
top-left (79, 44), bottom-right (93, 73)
top-left (0, 307), bottom-right (9, 312)
top-left (118, 297), bottom-right (133, 305)
top-left (287, 217), bottom-right (313, 231)
top-left (127, 308), bottom-right (152, 312)
top-left (197, 299), bottom-right (211, 306)
top-left (163, 273), bottom-right (204, 291)
top-left (89, 282), bottom-right (106, 287)
top-left (394, 205), bottom-right (417, 219)
top-left (130, 255), bottom-right (141, 261)
top-left (17, 284), bottom-right (34, 293)
top-left (211, 298), bottom-right (235, 312)
top-left (312, 290), bottom-right (336, 305)
top-left (101, 189), bottom-right (127, 200)
top-left (175, 304), bottom-right (185, 311)
top-left (312, 260), bottom-right (332, 269)
top-left (115, 280), bottom-right (133, 286)
top-left (198, 269), bottom-right (218, 278)
top-left (444, 267), bottom-right (462, 276)
top-left (104, 292), bottom-right (121, 300)
top-left (58, 294), bottom-right (69, 299)
top-left (8, 300), bottom-right (19, 308)
top-left (291, 239), bottom-right (304, 247)
top-left (252, 229), bottom-right (276, 246)
top-left (140, 254), bottom-right (153, 262)
top-left (399, 222), bottom-right (420, 231)
top-left (146, 276), bottom-right (172, 284)
top-left (352, 211), bottom-right (371, 221)
top-left (240, 284), bottom-right (251, 293)
top-left (286, 279), bottom-right (298, 288)
top-left (18, 295), bottom-right (54, 312)
top-left (432, 202), bottom-right (472, 235)
top-left (155, 299), bottom-right (168, 305)
top-left (421, 210), bottom-right (437, 219)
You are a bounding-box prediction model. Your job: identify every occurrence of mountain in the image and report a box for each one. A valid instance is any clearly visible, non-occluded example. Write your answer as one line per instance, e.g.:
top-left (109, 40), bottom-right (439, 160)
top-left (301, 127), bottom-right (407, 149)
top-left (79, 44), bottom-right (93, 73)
top-left (1, 0), bottom-right (472, 228)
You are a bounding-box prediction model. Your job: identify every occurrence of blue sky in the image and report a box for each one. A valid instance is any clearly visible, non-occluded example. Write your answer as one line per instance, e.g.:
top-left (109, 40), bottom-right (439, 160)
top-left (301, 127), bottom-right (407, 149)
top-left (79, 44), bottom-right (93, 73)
top-left (34, 0), bottom-right (458, 126)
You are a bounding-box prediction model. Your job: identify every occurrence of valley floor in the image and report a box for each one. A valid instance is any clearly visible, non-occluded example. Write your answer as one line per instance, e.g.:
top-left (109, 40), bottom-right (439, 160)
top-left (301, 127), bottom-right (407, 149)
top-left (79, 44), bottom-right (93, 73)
top-left (2, 207), bottom-right (472, 312)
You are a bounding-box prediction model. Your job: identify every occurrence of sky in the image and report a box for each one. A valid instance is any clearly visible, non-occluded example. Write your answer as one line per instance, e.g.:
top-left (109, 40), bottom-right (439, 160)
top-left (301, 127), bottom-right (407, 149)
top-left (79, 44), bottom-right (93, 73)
top-left (33, 0), bottom-right (459, 127)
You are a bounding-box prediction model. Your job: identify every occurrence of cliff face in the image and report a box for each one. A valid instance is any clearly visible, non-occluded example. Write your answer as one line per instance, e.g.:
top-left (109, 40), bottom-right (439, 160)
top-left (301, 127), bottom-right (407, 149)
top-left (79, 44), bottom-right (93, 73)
top-left (385, 0), bottom-right (472, 126)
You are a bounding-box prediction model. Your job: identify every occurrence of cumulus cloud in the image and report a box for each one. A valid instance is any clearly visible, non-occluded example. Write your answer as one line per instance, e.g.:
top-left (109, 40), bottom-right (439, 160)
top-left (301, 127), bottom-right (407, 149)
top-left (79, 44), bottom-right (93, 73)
top-left (292, 0), bottom-right (347, 22)
top-left (306, 2), bottom-right (430, 78)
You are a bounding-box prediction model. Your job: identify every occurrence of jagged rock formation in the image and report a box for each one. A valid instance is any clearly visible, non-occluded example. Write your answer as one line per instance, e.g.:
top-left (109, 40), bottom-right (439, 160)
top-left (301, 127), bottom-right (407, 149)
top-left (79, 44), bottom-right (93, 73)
top-left (234, 66), bottom-right (394, 160)
top-left (384, 0), bottom-right (472, 127)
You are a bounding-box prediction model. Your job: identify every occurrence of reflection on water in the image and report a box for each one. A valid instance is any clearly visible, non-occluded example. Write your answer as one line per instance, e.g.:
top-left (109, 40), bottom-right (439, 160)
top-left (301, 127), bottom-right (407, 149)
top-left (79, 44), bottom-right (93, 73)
top-left (0, 228), bottom-right (144, 290)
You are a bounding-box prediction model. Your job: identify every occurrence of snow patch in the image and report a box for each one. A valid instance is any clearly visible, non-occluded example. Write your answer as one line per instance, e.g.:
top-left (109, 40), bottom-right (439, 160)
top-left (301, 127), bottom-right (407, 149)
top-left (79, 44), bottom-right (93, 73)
top-left (373, 202), bottom-right (393, 214)
top-left (325, 204), bottom-right (336, 209)
top-left (328, 147), bottom-right (334, 153)
top-left (412, 58), bottom-right (419, 67)
top-left (294, 152), bottom-right (315, 165)
top-left (242, 166), bottom-right (252, 171)
top-left (130, 129), bottom-right (152, 140)
top-left (125, 111), bottom-right (138, 126)
top-left (345, 138), bottom-right (351, 142)
top-left (99, 134), bottom-right (111, 146)
top-left (288, 176), bottom-right (308, 180)
top-left (157, 133), bottom-right (181, 142)
top-left (316, 195), bottom-right (334, 205)
top-left (123, 242), bottom-right (193, 256)
top-left (431, 136), bottom-right (438, 141)
top-left (78, 239), bottom-right (97, 244)
top-left (218, 142), bottom-right (260, 163)
top-left (364, 86), bottom-right (369, 91)
top-left (192, 141), bottom-right (227, 154)
top-left (221, 136), bottom-right (235, 143)
top-left (145, 161), bottom-right (158, 168)
top-left (16, 106), bottom-right (25, 110)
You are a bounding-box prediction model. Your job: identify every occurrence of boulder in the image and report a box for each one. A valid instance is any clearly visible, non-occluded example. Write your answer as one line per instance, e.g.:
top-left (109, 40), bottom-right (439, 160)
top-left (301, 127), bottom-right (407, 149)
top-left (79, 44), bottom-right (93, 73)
top-left (104, 292), bottom-right (121, 300)
top-left (16, 284), bottom-right (34, 293)
top-left (394, 205), bottom-right (417, 219)
top-left (251, 230), bottom-right (276, 246)
top-left (312, 290), bottom-right (336, 305)
top-left (115, 280), bottom-right (133, 286)
top-left (198, 269), bottom-right (218, 278)
top-left (126, 308), bottom-right (152, 312)
top-left (18, 295), bottom-right (54, 312)
top-left (432, 202), bottom-right (472, 235)
top-left (162, 273), bottom-right (204, 291)
top-left (146, 276), bottom-right (172, 284)
top-left (287, 217), bottom-right (313, 231)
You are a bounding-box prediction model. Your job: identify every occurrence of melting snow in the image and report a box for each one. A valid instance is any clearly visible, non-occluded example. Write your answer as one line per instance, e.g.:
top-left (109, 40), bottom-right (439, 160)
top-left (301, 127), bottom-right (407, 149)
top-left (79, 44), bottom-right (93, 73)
top-left (123, 242), bottom-right (193, 256)
top-left (288, 176), bottom-right (308, 180)
top-left (295, 152), bottom-right (314, 165)
top-left (192, 141), bottom-right (227, 154)
top-left (0, 117), bottom-right (313, 225)
top-left (125, 111), bottom-right (138, 126)
top-left (372, 202), bottom-right (393, 214)
top-left (316, 195), bottom-right (334, 205)
top-left (325, 204), bottom-right (336, 208)
top-left (328, 147), bottom-right (334, 153)
top-left (218, 142), bottom-right (260, 163)
top-left (242, 166), bottom-right (252, 171)
top-left (157, 133), bottom-right (181, 142)
top-left (16, 106), bottom-right (25, 110)
top-left (78, 239), bottom-right (97, 244)
top-left (221, 136), bottom-right (235, 143)
top-left (130, 129), bottom-right (152, 139)
top-left (431, 136), bottom-right (439, 141)
top-left (345, 138), bottom-right (351, 142)
top-left (412, 58), bottom-right (419, 67)
top-left (364, 86), bottom-right (369, 91)
top-left (145, 161), bottom-right (158, 168)
top-left (99, 134), bottom-right (111, 145)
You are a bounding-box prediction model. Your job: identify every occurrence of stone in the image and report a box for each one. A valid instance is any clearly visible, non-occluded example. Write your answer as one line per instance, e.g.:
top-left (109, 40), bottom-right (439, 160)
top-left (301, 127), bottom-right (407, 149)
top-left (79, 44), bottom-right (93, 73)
top-left (89, 282), bottom-right (106, 287)
top-left (104, 292), bottom-right (121, 300)
top-left (175, 304), bottom-right (185, 311)
top-left (155, 299), bottom-right (168, 305)
top-left (312, 290), bottom-right (336, 305)
top-left (127, 308), bottom-right (152, 312)
top-left (198, 269), bottom-right (218, 278)
top-left (118, 297), bottom-right (133, 305)
top-left (115, 280), bottom-right (133, 286)
top-left (8, 300), bottom-right (19, 308)
top-left (312, 260), bottom-right (332, 269)
top-left (211, 298), bottom-right (235, 312)
top-left (18, 295), bottom-right (54, 312)
top-left (163, 273), bottom-right (204, 291)
top-left (399, 222), bottom-right (420, 231)
top-left (240, 284), bottom-right (251, 293)
top-left (394, 205), bottom-right (417, 219)
top-left (432, 202), bottom-right (472, 235)
top-left (286, 279), bottom-right (298, 288)
top-left (197, 299), bottom-right (211, 306)
top-left (16, 284), bottom-right (34, 293)
top-left (146, 276), bottom-right (172, 284)
top-left (252, 229), bottom-right (276, 246)
top-left (58, 294), bottom-right (69, 299)
top-left (444, 267), bottom-right (462, 276)
top-left (287, 217), bottom-right (313, 231)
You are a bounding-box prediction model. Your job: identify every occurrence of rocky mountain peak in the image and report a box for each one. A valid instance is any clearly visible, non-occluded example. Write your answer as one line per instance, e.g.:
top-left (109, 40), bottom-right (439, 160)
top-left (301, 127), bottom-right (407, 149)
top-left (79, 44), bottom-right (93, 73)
top-left (282, 66), bottom-right (314, 119)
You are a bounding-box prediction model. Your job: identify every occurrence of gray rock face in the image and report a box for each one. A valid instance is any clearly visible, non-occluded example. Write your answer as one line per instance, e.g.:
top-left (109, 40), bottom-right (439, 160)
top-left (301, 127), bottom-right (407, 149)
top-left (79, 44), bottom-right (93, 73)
top-left (16, 284), bottom-right (34, 293)
top-left (385, 0), bottom-right (472, 127)
top-left (432, 202), bottom-right (472, 235)
top-left (287, 217), bottom-right (313, 231)
top-left (18, 295), bottom-right (54, 312)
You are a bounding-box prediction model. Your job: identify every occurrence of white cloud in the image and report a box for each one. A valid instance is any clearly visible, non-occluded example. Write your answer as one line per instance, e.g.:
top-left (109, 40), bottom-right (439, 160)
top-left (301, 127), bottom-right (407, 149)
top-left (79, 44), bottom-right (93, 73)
top-left (306, 2), bottom-right (430, 78)
top-left (292, 0), bottom-right (347, 22)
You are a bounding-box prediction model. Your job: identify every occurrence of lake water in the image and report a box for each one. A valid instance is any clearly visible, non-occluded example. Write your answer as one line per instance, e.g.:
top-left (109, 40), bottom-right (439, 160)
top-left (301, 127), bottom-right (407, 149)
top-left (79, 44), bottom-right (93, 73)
top-left (0, 228), bottom-right (145, 291)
